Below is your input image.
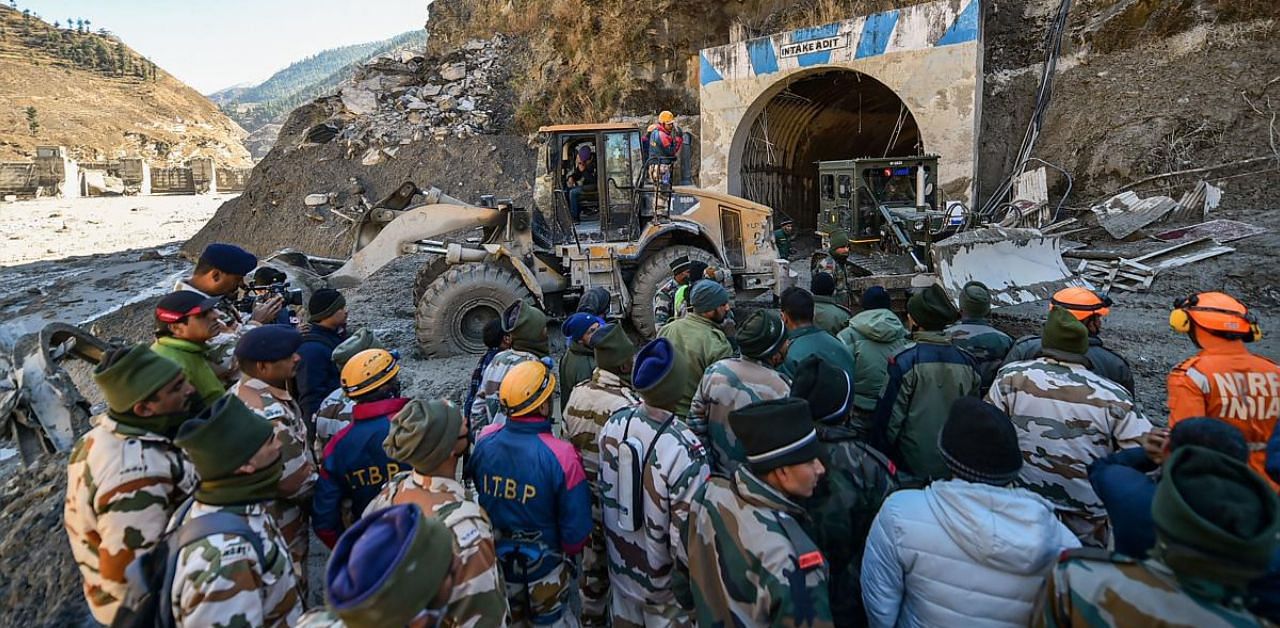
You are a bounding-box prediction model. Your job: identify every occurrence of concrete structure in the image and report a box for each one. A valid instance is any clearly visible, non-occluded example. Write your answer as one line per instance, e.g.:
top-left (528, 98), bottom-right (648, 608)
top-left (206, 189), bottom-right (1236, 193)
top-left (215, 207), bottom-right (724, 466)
top-left (698, 0), bottom-right (980, 227)
top-left (0, 147), bottom-right (246, 198)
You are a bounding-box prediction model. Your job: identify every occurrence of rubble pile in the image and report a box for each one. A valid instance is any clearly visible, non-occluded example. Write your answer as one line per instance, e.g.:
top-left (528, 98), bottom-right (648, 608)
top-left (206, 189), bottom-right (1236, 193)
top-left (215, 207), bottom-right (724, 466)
top-left (313, 35), bottom-right (511, 166)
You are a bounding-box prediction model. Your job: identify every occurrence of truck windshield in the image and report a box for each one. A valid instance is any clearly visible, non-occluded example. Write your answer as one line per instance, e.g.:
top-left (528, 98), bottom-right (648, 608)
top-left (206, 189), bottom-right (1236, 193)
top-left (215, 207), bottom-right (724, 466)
top-left (863, 166), bottom-right (923, 205)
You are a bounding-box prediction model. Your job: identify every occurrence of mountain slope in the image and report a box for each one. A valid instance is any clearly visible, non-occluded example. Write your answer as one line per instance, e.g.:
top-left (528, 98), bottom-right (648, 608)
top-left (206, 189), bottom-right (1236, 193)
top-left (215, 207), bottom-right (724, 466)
top-left (0, 6), bottom-right (250, 166)
top-left (211, 29), bottom-right (424, 141)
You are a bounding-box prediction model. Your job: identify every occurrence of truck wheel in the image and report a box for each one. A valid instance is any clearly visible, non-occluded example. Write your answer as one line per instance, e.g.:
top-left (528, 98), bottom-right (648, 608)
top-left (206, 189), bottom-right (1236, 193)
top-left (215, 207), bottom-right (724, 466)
top-left (628, 245), bottom-right (719, 338)
top-left (415, 263), bottom-right (531, 357)
top-left (411, 254), bottom-right (449, 305)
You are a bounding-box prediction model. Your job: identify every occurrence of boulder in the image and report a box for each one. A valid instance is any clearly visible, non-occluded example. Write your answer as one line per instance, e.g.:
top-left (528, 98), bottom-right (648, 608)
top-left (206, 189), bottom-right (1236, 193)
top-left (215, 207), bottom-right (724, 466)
top-left (440, 63), bottom-right (467, 81)
top-left (340, 88), bottom-right (379, 116)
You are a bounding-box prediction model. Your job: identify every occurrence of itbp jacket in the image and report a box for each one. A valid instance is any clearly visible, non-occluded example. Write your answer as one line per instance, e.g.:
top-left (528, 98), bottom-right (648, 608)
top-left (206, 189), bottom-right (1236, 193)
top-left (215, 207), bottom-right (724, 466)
top-left (313, 397), bottom-right (409, 547)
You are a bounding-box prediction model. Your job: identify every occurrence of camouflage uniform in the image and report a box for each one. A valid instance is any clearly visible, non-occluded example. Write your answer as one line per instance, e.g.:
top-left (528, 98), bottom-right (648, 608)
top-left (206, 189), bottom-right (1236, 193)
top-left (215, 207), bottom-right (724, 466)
top-left (312, 386), bottom-right (353, 459)
top-left (804, 424), bottom-right (898, 627)
top-left (364, 472), bottom-right (510, 627)
top-left (231, 376), bottom-right (318, 587)
top-left (685, 468), bottom-right (833, 627)
top-left (1037, 549), bottom-right (1270, 627)
top-left (688, 357), bottom-right (790, 474)
top-left (168, 501), bottom-right (302, 627)
top-left (987, 357), bottom-right (1151, 548)
top-left (174, 279), bottom-right (259, 384)
top-left (564, 368), bottom-right (642, 626)
top-left (657, 314), bottom-right (734, 417)
top-left (946, 318), bottom-right (1014, 391)
top-left (1004, 334), bottom-right (1135, 395)
top-left (813, 255), bottom-right (856, 310)
top-left (598, 404), bottom-right (710, 627)
top-left (64, 414), bottom-right (197, 624)
top-left (469, 348), bottom-right (543, 437)
top-left (653, 277), bottom-right (680, 332)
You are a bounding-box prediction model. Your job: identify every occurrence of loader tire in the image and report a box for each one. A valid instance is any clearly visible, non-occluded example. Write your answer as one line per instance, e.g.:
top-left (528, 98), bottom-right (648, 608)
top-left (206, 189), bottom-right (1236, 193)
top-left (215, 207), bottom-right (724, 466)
top-left (628, 245), bottom-right (720, 338)
top-left (416, 263), bottom-right (531, 357)
top-left (411, 254), bottom-right (449, 305)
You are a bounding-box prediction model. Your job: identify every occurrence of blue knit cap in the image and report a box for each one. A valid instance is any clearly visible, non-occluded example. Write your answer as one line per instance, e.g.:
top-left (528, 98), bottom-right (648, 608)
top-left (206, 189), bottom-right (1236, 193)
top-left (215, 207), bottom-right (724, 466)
top-left (199, 243), bottom-right (257, 276)
top-left (861, 286), bottom-right (891, 311)
top-left (561, 312), bottom-right (604, 343)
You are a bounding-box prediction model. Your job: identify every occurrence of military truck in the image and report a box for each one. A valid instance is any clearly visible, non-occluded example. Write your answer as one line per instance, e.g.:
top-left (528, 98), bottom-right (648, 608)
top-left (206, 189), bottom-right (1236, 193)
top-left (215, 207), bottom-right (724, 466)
top-left (287, 122), bottom-right (784, 356)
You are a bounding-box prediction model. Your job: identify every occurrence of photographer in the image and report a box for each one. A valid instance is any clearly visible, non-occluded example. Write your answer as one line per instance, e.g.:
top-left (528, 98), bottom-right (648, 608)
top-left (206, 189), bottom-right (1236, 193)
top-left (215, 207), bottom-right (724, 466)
top-left (296, 288), bottom-right (349, 421)
top-left (251, 266), bottom-right (300, 326)
top-left (174, 243), bottom-right (285, 384)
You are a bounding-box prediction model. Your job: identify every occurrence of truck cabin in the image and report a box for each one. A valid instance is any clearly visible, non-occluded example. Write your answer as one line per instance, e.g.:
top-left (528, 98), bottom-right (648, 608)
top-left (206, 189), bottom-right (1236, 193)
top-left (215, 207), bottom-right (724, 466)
top-left (817, 156), bottom-right (944, 249)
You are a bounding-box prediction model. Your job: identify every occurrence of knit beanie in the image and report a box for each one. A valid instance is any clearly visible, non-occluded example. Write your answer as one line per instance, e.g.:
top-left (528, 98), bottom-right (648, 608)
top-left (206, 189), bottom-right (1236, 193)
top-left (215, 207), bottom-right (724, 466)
top-left (937, 397), bottom-right (1022, 485)
top-left (93, 345), bottom-right (183, 413)
top-left (590, 324), bottom-right (636, 376)
top-left (860, 286), bottom-right (892, 311)
top-left (1168, 418), bottom-right (1248, 462)
top-left (737, 310), bottom-right (788, 361)
top-left (327, 504), bottom-right (455, 628)
top-left (789, 356), bottom-right (852, 425)
top-left (332, 328), bottom-right (382, 368)
top-left (1152, 446), bottom-right (1280, 592)
top-left (811, 272), bottom-right (836, 297)
top-left (689, 279), bottom-right (729, 313)
top-left (383, 398), bottom-right (463, 474)
top-left (632, 338), bottom-right (689, 412)
top-left (309, 288), bottom-right (347, 323)
top-left (562, 312), bottom-right (604, 343)
top-left (174, 395), bottom-right (274, 481)
top-left (959, 281), bottom-right (992, 318)
top-left (828, 230), bottom-right (851, 255)
top-left (502, 300), bottom-right (549, 355)
top-left (907, 284), bottom-right (959, 331)
top-left (731, 398), bottom-right (823, 474)
top-left (1041, 307), bottom-right (1090, 356)
top-left (577, 287), bottom-right (611, 316)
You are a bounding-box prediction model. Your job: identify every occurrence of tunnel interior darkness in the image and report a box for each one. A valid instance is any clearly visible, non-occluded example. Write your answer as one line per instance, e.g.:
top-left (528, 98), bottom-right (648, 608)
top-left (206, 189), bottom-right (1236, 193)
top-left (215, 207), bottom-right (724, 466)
top-left (737, 69), bottom-right (922, 229)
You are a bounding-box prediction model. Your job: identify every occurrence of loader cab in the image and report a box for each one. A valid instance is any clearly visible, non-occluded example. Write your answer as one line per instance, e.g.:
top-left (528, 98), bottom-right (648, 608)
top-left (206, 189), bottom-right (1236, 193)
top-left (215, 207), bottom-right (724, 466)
top-left (817, 155), bottom-right (950, 252)
top-left (536, 123), bottom-right (648, 244)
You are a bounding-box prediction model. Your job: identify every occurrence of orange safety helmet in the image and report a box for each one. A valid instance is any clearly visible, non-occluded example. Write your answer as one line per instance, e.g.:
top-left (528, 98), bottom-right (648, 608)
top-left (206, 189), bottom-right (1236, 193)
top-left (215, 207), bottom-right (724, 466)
top-left (341, 348), bottom-right (400, 397)
top-left (1169, 291), bottom-right (1262, 341)
top-left (658, 110), bottom-right (675, 124)
top-left (1050, 287), bottom-right (1112, 320)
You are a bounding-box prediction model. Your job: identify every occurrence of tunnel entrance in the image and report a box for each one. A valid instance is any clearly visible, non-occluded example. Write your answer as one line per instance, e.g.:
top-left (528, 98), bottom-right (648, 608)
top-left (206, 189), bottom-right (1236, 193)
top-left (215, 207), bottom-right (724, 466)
top-left (734, 69), bottom-right (922, 229)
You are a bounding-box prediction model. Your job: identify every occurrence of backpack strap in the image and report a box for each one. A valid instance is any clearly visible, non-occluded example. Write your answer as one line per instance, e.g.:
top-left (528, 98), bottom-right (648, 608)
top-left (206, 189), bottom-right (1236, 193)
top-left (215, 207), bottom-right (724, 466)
top-left (160, 503), bottom-right (268, 627)
top-left (774, 512), bottom-right (825, 573)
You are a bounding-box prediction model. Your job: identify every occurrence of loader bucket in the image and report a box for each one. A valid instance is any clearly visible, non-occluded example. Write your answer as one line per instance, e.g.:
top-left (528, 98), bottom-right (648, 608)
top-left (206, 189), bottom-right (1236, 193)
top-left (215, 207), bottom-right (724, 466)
top-left (932, 227), bottom-right (1089, 307)
top-left (326, 203), bottom-right (502, 287)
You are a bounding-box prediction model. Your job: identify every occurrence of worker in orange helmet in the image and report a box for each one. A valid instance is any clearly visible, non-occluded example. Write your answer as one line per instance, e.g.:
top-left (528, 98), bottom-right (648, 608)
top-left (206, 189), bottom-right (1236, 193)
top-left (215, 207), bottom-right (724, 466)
top-left (1167, 291), bottom-right (1279, 487)
top-left (1002, 287), bottom-right (1134, 394)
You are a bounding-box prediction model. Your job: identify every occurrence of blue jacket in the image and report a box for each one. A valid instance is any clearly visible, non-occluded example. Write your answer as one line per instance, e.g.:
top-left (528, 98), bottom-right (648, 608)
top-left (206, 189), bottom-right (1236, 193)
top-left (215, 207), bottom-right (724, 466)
top-left (1268, 424), bottom-right (1280, 484)
top-left (469, 415), bottom-right (591, 562)
top-left (313, 397), bottom-right (409, 546)
top-left (295, 325), bottom-right (346, 419)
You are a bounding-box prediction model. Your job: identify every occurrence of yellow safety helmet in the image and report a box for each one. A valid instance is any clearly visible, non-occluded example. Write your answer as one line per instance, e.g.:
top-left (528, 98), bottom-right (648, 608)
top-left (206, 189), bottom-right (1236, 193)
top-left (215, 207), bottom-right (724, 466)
top-left (499, 360), bottom-right (556, 417)
top-left (658, 110), bottom-right (675, 124)
top-left (341, 348), bottom-right (400, 398)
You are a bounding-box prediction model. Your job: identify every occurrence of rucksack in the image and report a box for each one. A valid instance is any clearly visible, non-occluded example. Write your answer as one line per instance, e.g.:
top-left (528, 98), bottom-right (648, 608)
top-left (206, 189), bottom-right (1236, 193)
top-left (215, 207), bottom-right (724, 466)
top-left (110, 498), bottom-right (267, 628)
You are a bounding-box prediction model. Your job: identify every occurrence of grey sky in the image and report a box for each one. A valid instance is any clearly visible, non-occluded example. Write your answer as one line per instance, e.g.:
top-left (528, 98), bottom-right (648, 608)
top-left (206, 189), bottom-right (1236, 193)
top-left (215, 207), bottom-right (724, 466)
top-left (15, 0), bottom-right (429, 93)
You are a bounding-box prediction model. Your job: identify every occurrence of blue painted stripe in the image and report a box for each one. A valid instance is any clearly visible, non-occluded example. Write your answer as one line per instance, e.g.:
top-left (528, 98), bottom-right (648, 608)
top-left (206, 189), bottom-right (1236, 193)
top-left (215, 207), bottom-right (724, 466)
top-left (796, 50), bottom-right (832, 67)
top-left (855, 10), bottom-right (899, 59)
top-left (937, 0), bottom-right (979, 46)
top-left (790, 22), bottom-right (840, 43)
top-left (746, 38), bottom-right (779, 75)
top-left (699, 52), bottom-right (724, 85)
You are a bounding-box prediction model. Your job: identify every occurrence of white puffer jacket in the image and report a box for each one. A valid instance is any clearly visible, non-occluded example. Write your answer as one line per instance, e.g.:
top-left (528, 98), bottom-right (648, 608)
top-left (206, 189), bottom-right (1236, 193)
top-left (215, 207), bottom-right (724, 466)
top-left (860, 479), bottom-right (1080, 628)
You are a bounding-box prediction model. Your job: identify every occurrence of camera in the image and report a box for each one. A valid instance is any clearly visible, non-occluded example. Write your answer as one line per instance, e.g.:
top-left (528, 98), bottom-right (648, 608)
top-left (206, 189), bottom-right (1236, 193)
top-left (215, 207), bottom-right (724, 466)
top-left (233, 282), bottom-right (304, 313)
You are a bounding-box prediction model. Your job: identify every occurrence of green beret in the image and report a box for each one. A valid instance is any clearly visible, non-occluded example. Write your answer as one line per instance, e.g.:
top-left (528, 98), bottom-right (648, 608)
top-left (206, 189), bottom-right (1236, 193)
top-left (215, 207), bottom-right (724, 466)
top-left (959, 281), bottom-right (992, 318)
top-left (829, 230), bottom-right (851, 253)
top-left (93, 344), bottom-right (183, 413)
top-left (174, 395), bottom-right (274, 481)
top-left (906, 284), bottom-right (959, 331)
top-left (737, 310), bottom-right (787, 360)
top-left (383, 398), bottom-right (463, 474)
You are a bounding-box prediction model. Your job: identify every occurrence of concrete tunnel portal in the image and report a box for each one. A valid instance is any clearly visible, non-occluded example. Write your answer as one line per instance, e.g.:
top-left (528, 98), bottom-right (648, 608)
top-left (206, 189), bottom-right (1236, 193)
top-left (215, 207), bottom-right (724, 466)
top-left (734, 69), bottom-right (923, 229)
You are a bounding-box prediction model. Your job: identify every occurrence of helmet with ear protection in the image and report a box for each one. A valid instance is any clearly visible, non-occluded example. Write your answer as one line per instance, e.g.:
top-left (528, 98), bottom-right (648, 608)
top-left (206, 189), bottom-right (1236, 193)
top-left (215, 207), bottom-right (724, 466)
top-left (1169, 292), bottom-right (1261, 341)
top-left (1050, 287), bottom-right (1112, 320)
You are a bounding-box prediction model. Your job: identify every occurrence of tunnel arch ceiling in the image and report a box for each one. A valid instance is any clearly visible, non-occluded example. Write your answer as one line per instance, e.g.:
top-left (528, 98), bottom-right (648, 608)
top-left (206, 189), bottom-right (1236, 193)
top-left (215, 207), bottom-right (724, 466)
top-left (699, 0), bottom-right (981, 229)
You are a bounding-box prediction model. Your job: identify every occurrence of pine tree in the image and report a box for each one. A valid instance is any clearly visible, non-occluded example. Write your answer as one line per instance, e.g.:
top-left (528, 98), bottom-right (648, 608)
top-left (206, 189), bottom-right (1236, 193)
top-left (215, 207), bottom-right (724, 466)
top-left (24, 106), bottom-right (38, 136)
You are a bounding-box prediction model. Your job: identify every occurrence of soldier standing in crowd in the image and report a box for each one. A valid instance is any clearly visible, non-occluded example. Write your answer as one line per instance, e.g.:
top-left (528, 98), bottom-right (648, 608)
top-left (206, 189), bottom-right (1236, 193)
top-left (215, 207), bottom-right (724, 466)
top-left (64, 346), bottom-right (200, 625)
top-left (685, 398), bottom-right (833, 627)
top-left (672, 261), bottom-right (710, 320)
top-left (563, 323), bottom-right (639, 626)
top-left (467, 319), bottom-right (511, 423)
top-left (811, 272), bottom-right (853, 336)
top-left (365, 398), bottom-right (509, 626)
top-left (780, 287), bottom-right (856, 380)
top-left (774, 216), bottom-right (795, 259)
top-left (169, 396), bottom-right (301, 626)
top-left (312, 327), bottom-right (380, 456)
top-left (838, 287), bottom-right (908, 437)
top-left (1040, 446), bottom-right (1280, 627)
top-left (471, 300), bottom-right (552, 436)
top-left (790, 357), bottom-right (897, 627)
top-left (174, 243), bottom-right (284, 383)
top-left (314, 348), bottom-right (409, 548)
top-left (298, 505), bottom-right (460, 628)
top-left (229, 325), bottom-right (317, 588)
top-left (470, 360), bottom-right (591, 627)
top-left (1166, 291), bottom-right (1280, 487)
top-left (560, 312), bottom-right (604, 405)
top-left (1003, 287), bottom-right (1134, 394)
top-left (814, 230), bottom-right (856, 307)
top-left (295, 288), bottom-right (348, 422)
top-left (657, 280), bottom-right (734, 416)
top-left (151, 291), bottom-right (227, 406)
top-left (945, 281), bottom-right (1013, 391)
top-left (689, 309), bottom-right (791, 473)
top-left (598, 338), bottom-right (711, 626)
top-left (653, 255), bottom-right (693, 331)
top-left (987, 308), bottom-right (1151, 548)
top-left (872, 284), bottom-right (980, 483)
